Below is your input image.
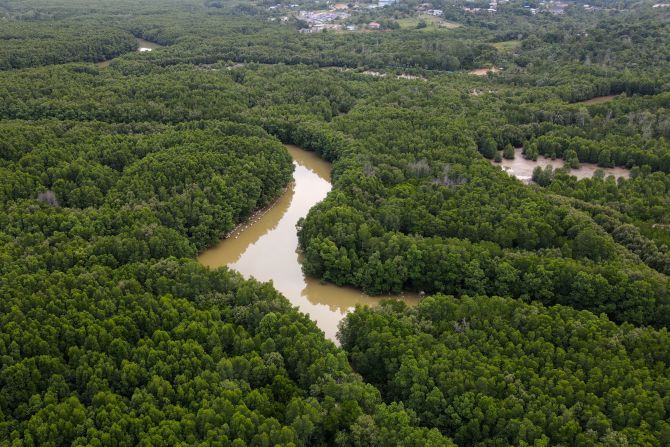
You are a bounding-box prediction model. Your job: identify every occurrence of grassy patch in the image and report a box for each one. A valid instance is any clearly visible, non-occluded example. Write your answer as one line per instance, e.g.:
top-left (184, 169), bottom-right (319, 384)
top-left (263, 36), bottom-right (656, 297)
top-left (492, 40), bottom-right (522, 51)
top-left (396, 14), bottom-right (461, 31)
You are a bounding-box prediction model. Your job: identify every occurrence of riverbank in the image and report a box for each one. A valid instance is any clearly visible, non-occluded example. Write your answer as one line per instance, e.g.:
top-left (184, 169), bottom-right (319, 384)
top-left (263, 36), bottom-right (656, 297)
top-left (223, 181), bottom-right (294, 241)
top-left (198, 144), bottom-right (419, 341)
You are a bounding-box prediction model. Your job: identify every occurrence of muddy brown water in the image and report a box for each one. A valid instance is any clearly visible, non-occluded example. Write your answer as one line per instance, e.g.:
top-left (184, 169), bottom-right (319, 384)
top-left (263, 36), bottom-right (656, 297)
top-left (494, 148), bottom-right (630, 183)
top-left (136, 38), bottom-right (161, 52)
top-left (198, 145), bottom-right (419, 341)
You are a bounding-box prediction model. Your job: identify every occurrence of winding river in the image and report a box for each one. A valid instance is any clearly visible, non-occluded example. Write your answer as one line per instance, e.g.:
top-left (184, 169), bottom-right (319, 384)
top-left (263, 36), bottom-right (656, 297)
top-left (198, 145), bottom-right (419, 341)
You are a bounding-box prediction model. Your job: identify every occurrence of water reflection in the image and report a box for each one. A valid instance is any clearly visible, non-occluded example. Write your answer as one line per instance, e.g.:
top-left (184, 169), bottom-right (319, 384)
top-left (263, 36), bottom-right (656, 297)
top-left (198, 145), bottom-right (419, 341)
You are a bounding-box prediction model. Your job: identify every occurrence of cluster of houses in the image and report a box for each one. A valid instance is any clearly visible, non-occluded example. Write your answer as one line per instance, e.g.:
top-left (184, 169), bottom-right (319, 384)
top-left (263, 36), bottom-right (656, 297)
top-left (530, 1), bottom-right (605, 15)
top-left (463, 0), bottom-right (508, 13)
top-left (299, 10), bottom-right (350, 25)
top-left (522, 4), bottom-right (538, 14)
top-left (296, 2), bottom-right (393, 33)
top-left (297, 9), bottom-right (350, 33)
top-left (543, 1), bottom-right (569, 14)
top-left (299, 21), bottom-right (382, 33)
top-left (538, 1), bottom-right (592, 14)
top-left (416, 3), bottom-right (443, 16)
top-left (461, 0), bottom-right (577, 15)
top-left (267, 3), bottom-right (299, 10)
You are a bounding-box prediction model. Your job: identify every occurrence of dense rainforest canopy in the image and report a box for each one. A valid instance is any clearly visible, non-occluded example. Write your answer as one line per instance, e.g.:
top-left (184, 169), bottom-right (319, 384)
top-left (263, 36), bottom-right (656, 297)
top-left (0, 0), bottom-right (669, 445)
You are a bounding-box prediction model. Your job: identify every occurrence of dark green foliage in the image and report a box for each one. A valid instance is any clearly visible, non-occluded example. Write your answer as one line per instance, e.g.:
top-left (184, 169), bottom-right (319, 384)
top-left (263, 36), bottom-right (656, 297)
top-left (532, 165), bottom-right (554, 186)
top-left (538, 170), bottom-right (670, 276)
top-left (1, 1), bottom-right (669, 445)
top-left (296, 103), bottom-right (670, 328)
top-left (0, 119), bottom-right (448, 445)
top-left (0, 22), bottom-right (136, 69)
top-left (0, 257), bottom-right (449, 446)
top-left (523, 145), bottom-right (539, 161)
top-left (501, 144), bottom-right (515, 160)
top-left (0, 120), bottom-right (293, 250)
top-left (564, 148), bottom-right (580, 169)
top-left (341, 295), bottom-right (670, 446)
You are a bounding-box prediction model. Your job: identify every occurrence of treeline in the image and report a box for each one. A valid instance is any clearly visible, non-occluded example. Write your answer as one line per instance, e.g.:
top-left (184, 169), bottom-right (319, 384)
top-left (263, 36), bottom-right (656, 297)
top-left (0, 63), bottom-right (352, 123)
top-left (130, 29), bottom-right (494, 71)
top-left (296, 103), bottom-right (670, 328)
top-left (0, 119), bottom-right (293, 252)
top-left (0, 48), bottom-right (667, 331)
top-left (340, 295), bottom-right (670, 446)
top-left (509, 7), bottom-right (670, 77)
top-left (0, 61), bottom-right (666, 329)
top-left (530, 168), bottom-right (670, 276)
top-left (0, 22), bottom-right (136, 69)
top-left (1, 1), bottom-right (669, 444)
top-left (0, 116), bottom-right (449, 445)
top-left (524, 133), bottom-right (670, 172)
top-left (0, 256), bottom-right (451, 445)
top-left (498, 93), bottom-right (670, 173)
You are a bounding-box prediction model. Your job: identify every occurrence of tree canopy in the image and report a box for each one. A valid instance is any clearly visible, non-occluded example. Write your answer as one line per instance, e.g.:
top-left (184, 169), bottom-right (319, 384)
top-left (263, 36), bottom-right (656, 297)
top-left (1, 0), bottom-right (669, 444)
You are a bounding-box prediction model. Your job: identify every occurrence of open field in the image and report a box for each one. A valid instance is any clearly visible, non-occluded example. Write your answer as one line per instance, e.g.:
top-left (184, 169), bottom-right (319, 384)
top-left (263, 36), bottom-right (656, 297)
top-left (396, 14), bottom-right (461, 31)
